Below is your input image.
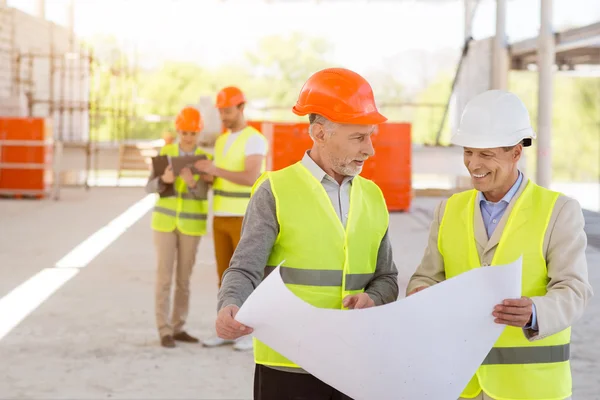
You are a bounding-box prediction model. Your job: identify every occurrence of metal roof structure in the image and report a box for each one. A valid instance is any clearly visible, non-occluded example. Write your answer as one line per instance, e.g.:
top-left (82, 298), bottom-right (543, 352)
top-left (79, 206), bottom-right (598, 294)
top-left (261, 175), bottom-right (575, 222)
top-left (510, 21), bottom-right (600, 69)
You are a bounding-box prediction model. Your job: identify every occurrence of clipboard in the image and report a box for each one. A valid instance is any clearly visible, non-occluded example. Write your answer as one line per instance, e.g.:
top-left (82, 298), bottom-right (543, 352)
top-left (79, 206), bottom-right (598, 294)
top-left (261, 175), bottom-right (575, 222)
top-left (170, 154), bottom-right (209, 176)
top-left (147, 157), bottom-right (175, 198)
top-left (151, 155), bottom-right (169, 176)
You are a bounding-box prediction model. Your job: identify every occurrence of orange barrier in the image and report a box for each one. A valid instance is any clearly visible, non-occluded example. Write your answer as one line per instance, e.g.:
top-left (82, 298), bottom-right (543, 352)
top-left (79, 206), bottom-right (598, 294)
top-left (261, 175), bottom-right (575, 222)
top-left (0, 118), bottom-right (57, 199)
top-left (259, 122), bottom-right (311, 172)
top-left (259, 121), bottom-right (412, 212)
top-left (247, 120), bottom-right (263, 134)
top-left (361, 123), bottom-right (412, 212)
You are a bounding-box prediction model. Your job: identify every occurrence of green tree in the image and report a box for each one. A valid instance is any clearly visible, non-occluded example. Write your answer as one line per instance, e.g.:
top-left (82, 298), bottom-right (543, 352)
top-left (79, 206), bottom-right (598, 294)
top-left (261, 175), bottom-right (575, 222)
top-left (365, 70), bottom-right (406, 122)
top-left (128, 62), bottom-right (254, 139)
top-left (81, 34), bottom-right (139, 142)
top-left (245, 32), bottom-right (335, 121)
top-left (509, 71), bottom-right (600, 182)
top-left (410, 69), bottom-right (600, 182)
top-left (411, 72), bottom-right (453, 145)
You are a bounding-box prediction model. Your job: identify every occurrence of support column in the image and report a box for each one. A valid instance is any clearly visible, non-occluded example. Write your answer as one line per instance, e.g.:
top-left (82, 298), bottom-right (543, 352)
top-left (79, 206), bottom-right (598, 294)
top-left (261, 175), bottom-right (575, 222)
top-left (453, 0), bottom-right (475, 131)
top-left (536, 0), bottom-right (554, 188)
top-left (492, 0), bottom-right (508, 90)
top-left (35, 0), bottom-right (45, 19)
top-left (66, 0), bottom-right (75, 51)
top-left (465, 0), bottom-right (474, 38)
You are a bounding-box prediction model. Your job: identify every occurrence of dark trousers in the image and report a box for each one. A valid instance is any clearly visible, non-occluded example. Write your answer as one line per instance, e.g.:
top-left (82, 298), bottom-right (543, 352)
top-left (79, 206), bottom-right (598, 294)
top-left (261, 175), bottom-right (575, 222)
top-left (254, 364), bottom-right (354, 400)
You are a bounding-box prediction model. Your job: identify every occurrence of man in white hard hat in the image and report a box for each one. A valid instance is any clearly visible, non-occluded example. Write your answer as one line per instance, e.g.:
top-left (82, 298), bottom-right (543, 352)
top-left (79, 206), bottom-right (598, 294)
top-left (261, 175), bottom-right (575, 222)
top-left (406, 90), bottom-right (592, 400)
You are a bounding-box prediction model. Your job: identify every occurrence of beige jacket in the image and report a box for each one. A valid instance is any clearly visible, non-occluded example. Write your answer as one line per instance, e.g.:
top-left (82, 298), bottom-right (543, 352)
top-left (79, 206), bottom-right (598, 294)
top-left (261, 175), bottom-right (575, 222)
top-left (407, 175), bottom-right (593, 340)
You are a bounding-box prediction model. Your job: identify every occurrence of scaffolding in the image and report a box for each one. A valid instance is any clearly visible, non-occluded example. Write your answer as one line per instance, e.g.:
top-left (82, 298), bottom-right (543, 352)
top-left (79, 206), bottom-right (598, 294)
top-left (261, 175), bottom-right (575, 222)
top-left (0, 3), bottom-right (139, 191)
top-left (0, 3), bottom-right (13, 101)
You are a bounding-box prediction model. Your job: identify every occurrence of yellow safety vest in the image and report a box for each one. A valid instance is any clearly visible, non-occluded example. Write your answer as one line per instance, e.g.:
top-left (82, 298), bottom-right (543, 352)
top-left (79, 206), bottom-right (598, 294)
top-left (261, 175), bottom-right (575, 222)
top-left (439, 180), bottom-right (571, 400)
top-left (251, 162), bottom-right (389, 369)
top-left (213, 126), bottom-right (267, 215)
top-left (151, 144), bottom-right (212, 236)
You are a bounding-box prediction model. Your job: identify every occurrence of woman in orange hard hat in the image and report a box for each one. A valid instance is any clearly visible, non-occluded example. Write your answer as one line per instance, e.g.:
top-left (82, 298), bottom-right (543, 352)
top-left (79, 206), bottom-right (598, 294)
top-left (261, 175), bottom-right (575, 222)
top-left (214, 68), bottom-right (399, 399)
top-left (194, 86), bottom-right (268, 352)
top-left (145, 106), bottom-right (213, 348)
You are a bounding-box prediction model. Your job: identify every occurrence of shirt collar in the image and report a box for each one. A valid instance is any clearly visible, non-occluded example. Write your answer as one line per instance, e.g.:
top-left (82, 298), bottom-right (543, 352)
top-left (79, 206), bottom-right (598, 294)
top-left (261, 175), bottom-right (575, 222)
top-left (301, 151), bottom-right (354, 185)
top-left (178, 145), bottom-right (197, 155)
top-left (478, 171), bottom-right (523, 205)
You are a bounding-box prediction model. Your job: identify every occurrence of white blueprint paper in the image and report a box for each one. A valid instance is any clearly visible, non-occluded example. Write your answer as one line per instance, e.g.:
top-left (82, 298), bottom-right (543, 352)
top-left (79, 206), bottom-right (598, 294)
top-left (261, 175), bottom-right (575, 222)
top-left (235, 257), bottom-right (522, 400)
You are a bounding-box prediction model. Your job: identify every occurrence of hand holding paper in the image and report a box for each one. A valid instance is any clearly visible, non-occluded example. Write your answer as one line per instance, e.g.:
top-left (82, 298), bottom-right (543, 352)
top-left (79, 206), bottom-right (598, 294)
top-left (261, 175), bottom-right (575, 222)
top-left (342, 293), bottom-right (375, 309)
top-left (407, 285), bottom-right (428, 296)
top-left (235, 257), bottom-right (523, 400)
top-left (493, 296), bottom-right (533, 327)
top-left (216, 304), bottom-right (253, 340)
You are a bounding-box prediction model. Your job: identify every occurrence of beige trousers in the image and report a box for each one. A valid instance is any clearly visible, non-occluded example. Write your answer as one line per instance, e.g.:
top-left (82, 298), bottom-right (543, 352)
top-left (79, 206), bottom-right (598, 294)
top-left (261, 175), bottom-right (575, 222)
top-left (460, 393), bottom-right (571, 400)
top-left (153, 229), bottom-right (201, 337)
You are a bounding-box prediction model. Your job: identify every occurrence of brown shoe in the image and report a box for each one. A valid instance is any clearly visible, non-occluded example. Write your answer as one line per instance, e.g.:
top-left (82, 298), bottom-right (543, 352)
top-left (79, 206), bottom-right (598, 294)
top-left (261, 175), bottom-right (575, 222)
top-left (161, 335), bottom-right (176, 348)
top-left (173, 331), bottom-right (199, 343)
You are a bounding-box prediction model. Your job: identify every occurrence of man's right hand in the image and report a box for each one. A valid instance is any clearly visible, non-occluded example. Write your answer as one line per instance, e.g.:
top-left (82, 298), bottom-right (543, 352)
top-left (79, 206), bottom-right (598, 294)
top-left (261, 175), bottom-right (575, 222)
top-left (161, 165), bottom-right (175, 184)
top-left (407, 286), bottom-right (428, 296)
top-left (216, 305), bottom-right (253, 340)
top-left (201, 174), bottom-right (214, 183)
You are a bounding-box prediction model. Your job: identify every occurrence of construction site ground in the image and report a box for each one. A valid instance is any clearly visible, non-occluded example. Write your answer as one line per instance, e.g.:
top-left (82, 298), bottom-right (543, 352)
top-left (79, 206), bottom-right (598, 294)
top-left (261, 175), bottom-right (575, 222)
top-left (0, 187), bottom-right (599, 400)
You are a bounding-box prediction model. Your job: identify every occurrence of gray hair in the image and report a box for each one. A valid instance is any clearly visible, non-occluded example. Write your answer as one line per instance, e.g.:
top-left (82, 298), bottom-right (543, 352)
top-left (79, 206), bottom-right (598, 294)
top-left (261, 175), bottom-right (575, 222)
top-left (308, 114), bottom-right (340, 140)
top-left (502, 140), bottom-right (527, 152)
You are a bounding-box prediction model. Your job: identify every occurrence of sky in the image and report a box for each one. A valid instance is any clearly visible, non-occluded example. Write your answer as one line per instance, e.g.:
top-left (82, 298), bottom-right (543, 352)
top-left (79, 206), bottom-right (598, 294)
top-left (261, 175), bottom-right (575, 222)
top-left (7, 0), bottom-right (600, 76)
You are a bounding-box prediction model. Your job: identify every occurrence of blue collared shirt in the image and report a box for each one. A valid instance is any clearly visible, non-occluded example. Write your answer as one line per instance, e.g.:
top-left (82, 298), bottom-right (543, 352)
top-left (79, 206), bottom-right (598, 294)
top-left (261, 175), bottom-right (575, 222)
top-left (477, 172), bottom-right (523, 239)
top-left (476, 172), bottom-right (538, 330)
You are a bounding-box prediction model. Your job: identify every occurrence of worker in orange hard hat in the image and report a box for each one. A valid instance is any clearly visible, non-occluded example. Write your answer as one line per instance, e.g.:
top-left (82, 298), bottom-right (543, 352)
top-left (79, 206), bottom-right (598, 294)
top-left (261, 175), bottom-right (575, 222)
top-left (214, 68), bottom-right (399, 398)
top-left (145, 106), bottom-right (213, 348)
top-left (194, 85), bottom-right (268, 352)
top-left (162, 130), bottom-right (175, 145)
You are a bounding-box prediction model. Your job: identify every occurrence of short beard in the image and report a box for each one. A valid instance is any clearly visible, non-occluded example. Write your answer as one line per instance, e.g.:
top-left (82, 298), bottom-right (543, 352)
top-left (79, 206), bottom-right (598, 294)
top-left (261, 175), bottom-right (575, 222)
top-left (328, 152), bottom-right (362, 177)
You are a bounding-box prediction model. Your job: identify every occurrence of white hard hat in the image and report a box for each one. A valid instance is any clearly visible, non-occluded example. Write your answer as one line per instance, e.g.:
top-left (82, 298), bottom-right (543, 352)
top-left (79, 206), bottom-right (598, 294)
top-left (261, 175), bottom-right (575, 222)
top-left (451, 90), bottom-right (536, 148)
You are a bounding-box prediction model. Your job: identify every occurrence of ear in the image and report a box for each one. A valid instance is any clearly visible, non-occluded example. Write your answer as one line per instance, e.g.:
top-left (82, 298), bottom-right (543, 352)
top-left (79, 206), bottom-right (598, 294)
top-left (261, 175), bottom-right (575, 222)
top-left (238, 103), bottom-right (245, 113)
top-left (513, 144), bottom-right (523, 162)
top-left (312, 123), bottom-right (327, 144)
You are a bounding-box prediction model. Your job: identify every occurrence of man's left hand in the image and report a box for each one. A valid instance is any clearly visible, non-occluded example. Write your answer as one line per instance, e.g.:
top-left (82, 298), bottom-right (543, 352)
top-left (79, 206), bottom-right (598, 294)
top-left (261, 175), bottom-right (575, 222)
top-left (493, 296), bottom-right (533, 327)
top-left (194, 159), bottom-right (217, 175)
top-left (343, 293), bottom-right (375, 310)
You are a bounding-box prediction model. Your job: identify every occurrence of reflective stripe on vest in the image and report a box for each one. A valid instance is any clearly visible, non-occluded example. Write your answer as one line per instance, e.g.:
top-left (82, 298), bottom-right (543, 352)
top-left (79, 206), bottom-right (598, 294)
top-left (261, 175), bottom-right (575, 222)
top-left (481, 344), bottom-right (570, 365)
top-left (153, 206), bottom-right (208, 220)
top-left (264, 265), bottom-right (374, 290)
top-left (213, 189), bottom-right (251, 199)
top-left (253, 162), bottom-right (389, 369)
top-left (150, 144), bottom-right (211, 236)
top-left (439, 180), bottom-right (571, 400)
top-left (212, 126), bottom-right (266, 215)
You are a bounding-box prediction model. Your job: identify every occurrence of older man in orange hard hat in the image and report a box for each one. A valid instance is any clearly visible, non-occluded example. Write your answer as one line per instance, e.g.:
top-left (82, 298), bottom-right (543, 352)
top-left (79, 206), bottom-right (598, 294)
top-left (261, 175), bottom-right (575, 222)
top-left (213, 68), bottom-right (399, 398)
top-left (145, 106), bottom-right (213, 348)
top-left (194, 86), bottom-right (268, 352)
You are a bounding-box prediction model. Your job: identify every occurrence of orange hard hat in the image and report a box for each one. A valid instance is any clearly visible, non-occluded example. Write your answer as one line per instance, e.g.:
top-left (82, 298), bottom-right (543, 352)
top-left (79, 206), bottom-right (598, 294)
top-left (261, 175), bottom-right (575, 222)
top-left (292, 68), bottom-right (387, 125)
top-left (175, 106), bottom-right (203, 132)
top-left (215, 86), bottom-right (246, 109)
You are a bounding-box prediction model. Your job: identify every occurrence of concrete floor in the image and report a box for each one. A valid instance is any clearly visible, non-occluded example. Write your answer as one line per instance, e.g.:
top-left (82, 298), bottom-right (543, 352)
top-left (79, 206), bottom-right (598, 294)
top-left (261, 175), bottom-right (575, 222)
top-left (0, 188), bottom-right (598, 399)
